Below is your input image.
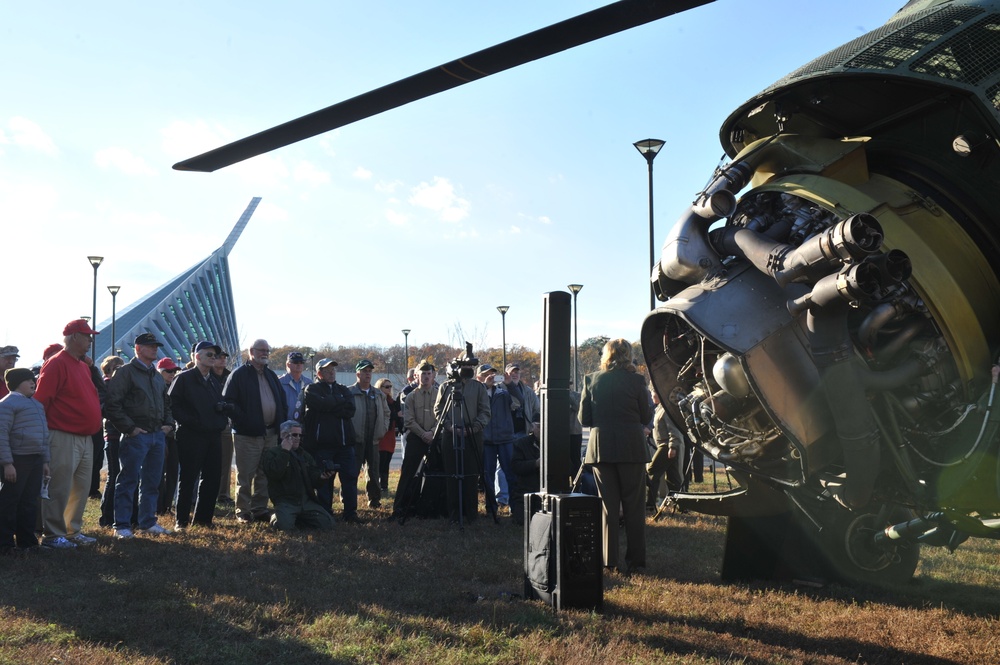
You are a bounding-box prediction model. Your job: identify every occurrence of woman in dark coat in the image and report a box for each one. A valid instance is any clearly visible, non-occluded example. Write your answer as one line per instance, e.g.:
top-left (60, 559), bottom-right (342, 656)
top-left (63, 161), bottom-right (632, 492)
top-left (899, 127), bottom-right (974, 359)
top-left (579, 338), bottom-right (652, 574)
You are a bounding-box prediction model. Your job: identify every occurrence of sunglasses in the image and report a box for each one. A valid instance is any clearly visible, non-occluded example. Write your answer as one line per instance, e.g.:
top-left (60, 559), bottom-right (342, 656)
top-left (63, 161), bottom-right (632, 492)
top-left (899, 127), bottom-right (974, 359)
top-left (163, 369), bottom-right (179, 374)
top-left (286, 433), bottom-right (302, 438)
top-left (203, 352), bottom-right (217, 359)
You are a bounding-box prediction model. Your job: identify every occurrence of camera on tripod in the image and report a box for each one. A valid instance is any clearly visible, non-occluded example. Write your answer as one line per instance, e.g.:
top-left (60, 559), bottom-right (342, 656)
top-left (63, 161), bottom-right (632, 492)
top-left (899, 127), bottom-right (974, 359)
top-left (446, 342), bottom-right (479, 381)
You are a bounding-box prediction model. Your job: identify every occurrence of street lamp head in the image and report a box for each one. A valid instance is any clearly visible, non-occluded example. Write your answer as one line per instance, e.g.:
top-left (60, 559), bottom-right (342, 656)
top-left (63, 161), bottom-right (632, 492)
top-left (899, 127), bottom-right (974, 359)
top-left (633, 138), bottom-right (665, 164)
top-left (402, 329), bottom-right (411, 336)
top-left (107, 285), bottom-right (120, 296)
top-left (80, 316), bottom-right (90, 322)
top-left (87, 256), bottom-right (104, 269)
top-left (567, 284), bottom-right (583, 295)
top-left (497, 305), bottom-right (509, 315)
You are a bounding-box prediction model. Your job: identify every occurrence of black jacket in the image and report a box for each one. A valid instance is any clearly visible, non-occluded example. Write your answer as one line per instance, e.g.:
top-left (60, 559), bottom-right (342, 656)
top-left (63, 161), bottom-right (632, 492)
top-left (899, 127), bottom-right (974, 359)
top-left (302, 380), bottom-right (357, 451)
top-left (222, 361), bottom-right (287, 436)
top-left (168, 368), bottom-right (228, 433)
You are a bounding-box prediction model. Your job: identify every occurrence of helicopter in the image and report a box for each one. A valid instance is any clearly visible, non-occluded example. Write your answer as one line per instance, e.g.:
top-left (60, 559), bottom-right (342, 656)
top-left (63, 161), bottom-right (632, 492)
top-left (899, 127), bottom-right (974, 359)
top-left (176, 0), bottom-right (1000, 586)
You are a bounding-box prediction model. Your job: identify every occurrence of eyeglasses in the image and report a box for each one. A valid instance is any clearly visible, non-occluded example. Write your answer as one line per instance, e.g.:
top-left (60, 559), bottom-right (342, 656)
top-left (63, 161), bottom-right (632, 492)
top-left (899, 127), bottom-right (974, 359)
top-left (286, 433), bottom-right (302, 438)
top-left (381, 385), bottom-right (393, 389)
top-left (252, 348), bottom-right (271, 354)
top-left (163, 369), bottom-right (178, 374)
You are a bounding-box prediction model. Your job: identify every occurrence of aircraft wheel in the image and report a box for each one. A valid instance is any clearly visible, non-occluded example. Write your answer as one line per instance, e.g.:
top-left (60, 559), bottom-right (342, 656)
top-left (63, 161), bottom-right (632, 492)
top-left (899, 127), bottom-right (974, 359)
top-left (826, 508), bottom-right (920, 587)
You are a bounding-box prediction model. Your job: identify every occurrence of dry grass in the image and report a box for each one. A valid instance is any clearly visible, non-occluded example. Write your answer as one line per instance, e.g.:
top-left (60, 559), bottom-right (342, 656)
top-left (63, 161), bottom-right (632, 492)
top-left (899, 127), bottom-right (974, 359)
top-left (2, 473), bottom-right (999, 664)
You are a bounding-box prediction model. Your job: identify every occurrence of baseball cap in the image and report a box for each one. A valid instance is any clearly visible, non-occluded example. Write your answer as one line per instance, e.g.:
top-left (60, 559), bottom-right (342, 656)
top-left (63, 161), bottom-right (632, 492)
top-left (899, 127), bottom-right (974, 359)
top-left (0, 345), bottom-right (19, 358)
top-left (287, 351), bottom-right (305, 363)
top-left (134, 332), bottom-right (163, 347)
top-left (156, 358), bottom-right (182, 372)
top-left (193, 340), bottom-right (221, 354)
top-left (416, 361), bottom-right (436, 372)
top-left (504, 363), bottom-right (520, 373)
top-left (477, 363), bottom-right (496, 375)
top-left (64, 319), bottom-right (100, 336)
top-left (316, 358), bottom-right (339, 370)
top-left (355, 359), bottom-right (375, 371)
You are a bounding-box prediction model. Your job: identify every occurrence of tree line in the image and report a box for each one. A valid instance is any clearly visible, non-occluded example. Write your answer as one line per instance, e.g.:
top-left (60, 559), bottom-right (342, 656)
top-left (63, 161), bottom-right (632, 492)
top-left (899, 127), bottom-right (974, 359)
top-left (248, 335), bottom-right (645, 386)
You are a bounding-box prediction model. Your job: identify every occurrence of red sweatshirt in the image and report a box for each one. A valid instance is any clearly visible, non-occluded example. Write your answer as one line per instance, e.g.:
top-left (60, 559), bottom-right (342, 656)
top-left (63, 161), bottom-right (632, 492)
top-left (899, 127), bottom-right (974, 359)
top-left (33, 350), bottom-right (101, 436)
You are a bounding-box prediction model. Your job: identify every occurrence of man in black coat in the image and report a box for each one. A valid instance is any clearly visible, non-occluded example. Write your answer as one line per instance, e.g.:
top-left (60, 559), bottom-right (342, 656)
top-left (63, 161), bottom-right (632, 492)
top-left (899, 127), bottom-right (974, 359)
top-left (168, 341), bottom-right (229, 530)
top-left (301, 358), bottom-right (359, 522)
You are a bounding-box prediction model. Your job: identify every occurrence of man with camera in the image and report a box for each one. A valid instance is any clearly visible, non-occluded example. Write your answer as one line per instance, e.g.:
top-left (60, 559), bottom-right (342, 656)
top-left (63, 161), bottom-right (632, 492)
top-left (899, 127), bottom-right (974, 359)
top-left (433, 351), bottom-right (491, 524)
top-left (261, 420), bottom-right (336, 531)
top-left (477, 364), bottom-right (517, 520)
top-left (167, 341), bottom-right (229, 530)
top-left (391, 361), bottom-right (439, 520)
top-left (301, 358), bottom-right (360, 522)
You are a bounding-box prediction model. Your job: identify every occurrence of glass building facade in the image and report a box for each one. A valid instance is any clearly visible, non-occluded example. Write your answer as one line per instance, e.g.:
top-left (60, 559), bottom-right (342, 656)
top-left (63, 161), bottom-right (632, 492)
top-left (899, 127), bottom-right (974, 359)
top-left (92, 198), bottom-right (260, 365)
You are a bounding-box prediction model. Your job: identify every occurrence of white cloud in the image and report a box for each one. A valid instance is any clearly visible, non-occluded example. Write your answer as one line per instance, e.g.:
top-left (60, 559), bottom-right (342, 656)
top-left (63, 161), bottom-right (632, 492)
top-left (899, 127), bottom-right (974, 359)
top-left (294, 161), bottom-right (331, 185)
top-left (509, 225), bottom-right (521, 234)
top-left (94, 147), bottom-right (155, 175)
top-left (375, 180), bottom-right (401, 194)
top-left (6, 117), bottom-right (57, 155)
top-left (353, 166), bottom-right (372, 180)
top-left (160, 119), bottom-right (229, 160)
top-left (409, 176), bottom-right (469, 223)
top-left (385, 209), bottom-right (409, 226)
top-left (538, 216), bottom-right (551, 225)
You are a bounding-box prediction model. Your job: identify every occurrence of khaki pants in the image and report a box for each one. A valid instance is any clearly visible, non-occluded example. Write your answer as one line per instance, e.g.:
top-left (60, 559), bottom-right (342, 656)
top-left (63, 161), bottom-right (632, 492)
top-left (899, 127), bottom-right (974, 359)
top-left (218, 430), bottom-right (234, 500)
top-left (41, 430), bottom-right (93, 540)
top-left (233, 432), bottom-right (277, 519)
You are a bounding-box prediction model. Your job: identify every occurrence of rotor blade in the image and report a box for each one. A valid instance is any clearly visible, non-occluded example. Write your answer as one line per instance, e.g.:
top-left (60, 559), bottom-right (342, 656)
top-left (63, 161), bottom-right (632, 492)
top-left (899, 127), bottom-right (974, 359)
top-left (174, 0), bottom-right (715, 172)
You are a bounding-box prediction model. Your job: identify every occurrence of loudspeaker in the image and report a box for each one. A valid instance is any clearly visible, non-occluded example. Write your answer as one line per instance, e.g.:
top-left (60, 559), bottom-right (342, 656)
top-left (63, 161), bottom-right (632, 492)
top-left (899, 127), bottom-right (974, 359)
top-left (523, 492), bottom-right (603, 611)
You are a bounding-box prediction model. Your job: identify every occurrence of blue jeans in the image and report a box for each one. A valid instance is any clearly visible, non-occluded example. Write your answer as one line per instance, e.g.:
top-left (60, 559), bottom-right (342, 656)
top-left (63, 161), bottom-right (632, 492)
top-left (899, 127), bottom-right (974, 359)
top-left (483, 440), bottom-right (515, 515)
top-left (114, 430), bottom-right (165, 530)
top-left (313, 446), bottom-right (358, 519)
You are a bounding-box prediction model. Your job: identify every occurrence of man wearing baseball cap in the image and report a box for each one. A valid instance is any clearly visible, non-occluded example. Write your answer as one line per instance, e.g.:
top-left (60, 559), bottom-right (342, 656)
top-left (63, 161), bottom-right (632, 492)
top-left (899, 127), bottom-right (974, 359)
top-left (105, 332), bottom-right (175, 539)
top-left (349, 359), bottom-right (390, 510)
top-left (33, 320), bottom-right (103, 549)
top-left (279, 351), bottom-right (312, 422)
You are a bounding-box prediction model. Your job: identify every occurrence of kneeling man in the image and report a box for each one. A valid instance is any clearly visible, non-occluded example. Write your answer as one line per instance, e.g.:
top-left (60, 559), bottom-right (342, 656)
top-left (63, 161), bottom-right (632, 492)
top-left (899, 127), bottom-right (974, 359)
top-left (261, 420), bottom-right (336, 531)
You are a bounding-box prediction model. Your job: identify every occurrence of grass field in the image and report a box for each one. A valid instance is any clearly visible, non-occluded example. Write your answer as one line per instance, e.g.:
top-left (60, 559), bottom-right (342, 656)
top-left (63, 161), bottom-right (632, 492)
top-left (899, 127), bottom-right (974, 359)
top-left (2, 472), bottom-right (999, 664)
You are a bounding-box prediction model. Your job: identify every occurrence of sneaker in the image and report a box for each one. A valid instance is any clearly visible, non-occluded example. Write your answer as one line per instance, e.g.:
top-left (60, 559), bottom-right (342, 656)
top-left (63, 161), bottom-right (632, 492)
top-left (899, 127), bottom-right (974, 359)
top-left (42, 537), bottom-right (78, 549)
top-left (138, 524), bottom-right (171, 536)
top-left (114, 528), bottom-right (134, 540)
top-left (69, 533), bottom-right (97, 545)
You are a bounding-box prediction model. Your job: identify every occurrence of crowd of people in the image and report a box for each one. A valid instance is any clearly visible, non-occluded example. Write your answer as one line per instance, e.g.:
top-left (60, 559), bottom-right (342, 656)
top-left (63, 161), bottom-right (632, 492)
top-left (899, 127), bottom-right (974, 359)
top-left (2, 326), bottom-right (691, 577)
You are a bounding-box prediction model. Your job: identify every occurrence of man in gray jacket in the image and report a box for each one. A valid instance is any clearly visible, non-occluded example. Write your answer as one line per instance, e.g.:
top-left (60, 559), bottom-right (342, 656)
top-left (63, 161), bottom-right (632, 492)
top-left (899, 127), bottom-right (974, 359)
top-left (349, 359), bottom-right (389, 509)
top-left (105, 333), bottom-right (175, 539)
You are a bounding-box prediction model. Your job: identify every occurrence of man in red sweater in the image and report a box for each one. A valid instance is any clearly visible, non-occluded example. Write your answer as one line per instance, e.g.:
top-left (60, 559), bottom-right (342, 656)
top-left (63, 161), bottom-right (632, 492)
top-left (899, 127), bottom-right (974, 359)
top-left (33, 320), bottom-right (103, 549)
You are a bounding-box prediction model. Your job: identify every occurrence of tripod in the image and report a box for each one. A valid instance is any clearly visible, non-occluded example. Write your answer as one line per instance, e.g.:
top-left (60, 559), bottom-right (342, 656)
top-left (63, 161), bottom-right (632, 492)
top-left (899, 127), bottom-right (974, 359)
top-left (430, 376), bottom-right (483, 530)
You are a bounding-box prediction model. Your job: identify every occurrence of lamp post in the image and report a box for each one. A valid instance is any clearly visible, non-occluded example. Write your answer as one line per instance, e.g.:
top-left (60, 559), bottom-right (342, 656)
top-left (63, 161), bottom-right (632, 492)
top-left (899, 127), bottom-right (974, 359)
top-left (107, 285), bottom-right (120, 359)
top-left (307, 351), bottom-right (316, 380)
top-left (87, 256), bottom-right (104, 361)
top-left (567, 284), bottom-right (583, 390)
top-left (633, 138), bottom-right (665, 310)
top-left (497, 306), bottom-right (510, 370)
top-left (402, 329), bottom-right (411, 378)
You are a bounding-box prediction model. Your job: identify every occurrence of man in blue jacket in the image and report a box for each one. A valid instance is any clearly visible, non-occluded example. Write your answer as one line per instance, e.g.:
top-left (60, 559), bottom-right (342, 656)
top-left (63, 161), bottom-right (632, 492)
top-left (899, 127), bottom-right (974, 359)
top-left (222, 339), bottom-right (287, 524)
top-left (477, 364), bottom-right (517, 520)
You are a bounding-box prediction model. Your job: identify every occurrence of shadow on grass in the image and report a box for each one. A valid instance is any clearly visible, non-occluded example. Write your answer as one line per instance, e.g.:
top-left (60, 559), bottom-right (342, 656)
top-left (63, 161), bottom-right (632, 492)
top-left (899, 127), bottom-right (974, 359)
top-left (3, 497), bottom-right (999, 664)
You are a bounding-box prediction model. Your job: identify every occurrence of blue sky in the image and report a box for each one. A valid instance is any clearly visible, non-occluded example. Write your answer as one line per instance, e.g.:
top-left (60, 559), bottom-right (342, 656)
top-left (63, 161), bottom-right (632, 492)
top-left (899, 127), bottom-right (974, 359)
top-left (1, 1), bottom-right (899, 360)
